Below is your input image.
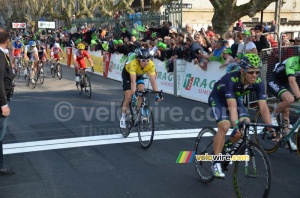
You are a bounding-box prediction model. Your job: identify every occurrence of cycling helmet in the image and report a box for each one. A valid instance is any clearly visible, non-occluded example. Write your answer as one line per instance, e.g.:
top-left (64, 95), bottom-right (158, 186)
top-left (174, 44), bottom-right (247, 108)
top-left (240, 54), bottom-right (262, 69)
top-left (137, 48), bottom-right (150, 59)
top-left (54, 43), bottom-right (60, 48)
top-left (77, 43), bottom-right (85, 50)
top-left (29, 41), bottom-right (36, 47)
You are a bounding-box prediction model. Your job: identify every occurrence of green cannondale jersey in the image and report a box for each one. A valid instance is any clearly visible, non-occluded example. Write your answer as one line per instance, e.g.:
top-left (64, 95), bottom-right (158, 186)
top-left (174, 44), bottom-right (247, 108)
top-left (272, 56), bottom-right (300, 83)
top-left (285, 56), bottom-right (300, 77)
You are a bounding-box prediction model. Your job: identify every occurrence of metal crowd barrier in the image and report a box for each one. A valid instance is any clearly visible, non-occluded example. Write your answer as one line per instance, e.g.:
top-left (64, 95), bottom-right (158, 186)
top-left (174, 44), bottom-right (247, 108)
top-left (246, 30), bottom-right (300, 109)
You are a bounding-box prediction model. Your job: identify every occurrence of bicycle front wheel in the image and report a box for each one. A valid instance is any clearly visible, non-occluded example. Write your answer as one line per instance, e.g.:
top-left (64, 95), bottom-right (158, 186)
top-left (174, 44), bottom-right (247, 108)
top-left (194, 127), bottom-right (216, 183)
top-left (57, 63), bottom-right (62, 79)
top-left (253, 110), bottom-right (280, 154)
top-left (137, 107), bottom-right (154, 149)
top-left (233, 141), bottom-right (272, 198)
top-left (119, 100), bottom-right (132, 138)
top-left (84, 74), bottom-right (92, 98)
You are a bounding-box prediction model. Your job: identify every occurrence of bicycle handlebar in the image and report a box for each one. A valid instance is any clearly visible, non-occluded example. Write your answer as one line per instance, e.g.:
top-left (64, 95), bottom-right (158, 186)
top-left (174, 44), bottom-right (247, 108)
top-left (136, 90), bottom-right (163, 98)
top-left (239, 119), bottom-right (280, 131)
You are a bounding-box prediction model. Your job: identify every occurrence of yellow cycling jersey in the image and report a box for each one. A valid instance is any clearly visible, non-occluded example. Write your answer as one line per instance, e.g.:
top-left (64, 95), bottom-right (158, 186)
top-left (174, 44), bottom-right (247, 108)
top-left (125, 59), bottom-right (156, 76)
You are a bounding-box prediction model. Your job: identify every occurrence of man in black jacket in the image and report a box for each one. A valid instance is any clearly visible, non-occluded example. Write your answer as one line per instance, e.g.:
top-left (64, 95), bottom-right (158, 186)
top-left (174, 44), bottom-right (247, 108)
top-left (0, 28), bottom-right (15, 175)
top-left (253, 25), bottom-right (270, 52)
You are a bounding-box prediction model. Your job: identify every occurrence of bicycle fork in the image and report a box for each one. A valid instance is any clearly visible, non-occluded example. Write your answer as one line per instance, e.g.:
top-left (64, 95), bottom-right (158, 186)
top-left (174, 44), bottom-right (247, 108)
top-left (244, 147), bottom-right (257, 178)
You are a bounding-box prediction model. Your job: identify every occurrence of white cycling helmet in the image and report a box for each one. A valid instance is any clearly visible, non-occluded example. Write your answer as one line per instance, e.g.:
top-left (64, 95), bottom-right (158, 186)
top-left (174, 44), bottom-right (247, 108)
top-left (54, 43), bottom-right (60, 48)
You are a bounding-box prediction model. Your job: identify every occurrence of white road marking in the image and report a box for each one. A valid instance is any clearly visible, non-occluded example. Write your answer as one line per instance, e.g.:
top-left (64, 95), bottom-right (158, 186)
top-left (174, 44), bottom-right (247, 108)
top-left (3, 128), bottom-right (244, 155)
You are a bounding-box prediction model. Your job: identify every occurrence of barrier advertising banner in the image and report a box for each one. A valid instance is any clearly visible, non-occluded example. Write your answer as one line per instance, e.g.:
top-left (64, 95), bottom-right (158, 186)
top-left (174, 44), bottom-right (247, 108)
top-left (153, 59), bottom-right (174, 94)
top-left (107, 53), bottom-right (127, 81)
top-left (180, 61), bottom-right (226, 103)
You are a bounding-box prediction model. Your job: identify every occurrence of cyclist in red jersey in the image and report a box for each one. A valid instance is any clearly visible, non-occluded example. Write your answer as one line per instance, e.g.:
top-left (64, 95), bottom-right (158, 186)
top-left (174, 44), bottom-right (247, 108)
top-left (73, 43), bottom-right (94, 84)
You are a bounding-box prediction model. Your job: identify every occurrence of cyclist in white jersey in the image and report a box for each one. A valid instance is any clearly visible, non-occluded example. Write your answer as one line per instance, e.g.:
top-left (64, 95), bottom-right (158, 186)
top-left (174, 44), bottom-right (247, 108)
top-left (24, 41), bottom-right (39, 83)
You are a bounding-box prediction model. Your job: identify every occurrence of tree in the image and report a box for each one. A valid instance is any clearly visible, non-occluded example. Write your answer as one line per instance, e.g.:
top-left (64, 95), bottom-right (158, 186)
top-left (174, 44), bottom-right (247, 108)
top-left (24, 0), bottom-right (51, 32)
top-left (210, 0), bottom-right (277, 35)
top-left (150, 0), bottom-right (175, 12)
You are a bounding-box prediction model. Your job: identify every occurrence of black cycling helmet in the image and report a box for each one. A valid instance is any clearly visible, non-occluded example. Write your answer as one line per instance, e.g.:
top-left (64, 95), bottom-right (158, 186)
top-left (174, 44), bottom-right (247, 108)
top-left (137, 48), bottom-right (150, 59)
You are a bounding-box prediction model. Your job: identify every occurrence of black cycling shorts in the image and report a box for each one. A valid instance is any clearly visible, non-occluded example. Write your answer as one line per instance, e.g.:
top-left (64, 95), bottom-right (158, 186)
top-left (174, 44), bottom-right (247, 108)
top-left (122, 68), bottom-right (145, 91)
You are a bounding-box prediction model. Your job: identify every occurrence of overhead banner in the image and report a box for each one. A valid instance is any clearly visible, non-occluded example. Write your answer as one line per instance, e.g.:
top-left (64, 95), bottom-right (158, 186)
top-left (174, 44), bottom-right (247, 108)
top-left (12, 23), bottom-right (26, 29)
top-left (180, 61), bottom-right (226, 103)
top-left (38, 21), bottom-right (55, 29)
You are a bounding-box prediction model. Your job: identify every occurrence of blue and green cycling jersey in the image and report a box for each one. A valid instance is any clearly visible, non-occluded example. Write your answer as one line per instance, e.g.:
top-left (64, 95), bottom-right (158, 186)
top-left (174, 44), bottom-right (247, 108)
top-left (211, 71), bottom-right (267, 100)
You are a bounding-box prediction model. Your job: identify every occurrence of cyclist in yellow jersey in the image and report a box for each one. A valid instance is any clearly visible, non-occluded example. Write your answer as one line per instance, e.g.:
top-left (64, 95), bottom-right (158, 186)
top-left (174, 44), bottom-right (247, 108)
top-left (120, 48), bottom-right (162, 128)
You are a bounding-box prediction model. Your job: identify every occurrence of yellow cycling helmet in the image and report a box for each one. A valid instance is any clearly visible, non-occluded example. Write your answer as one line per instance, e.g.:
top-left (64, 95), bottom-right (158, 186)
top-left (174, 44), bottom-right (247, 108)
top-left (77, 43), bottom-right (85, 50)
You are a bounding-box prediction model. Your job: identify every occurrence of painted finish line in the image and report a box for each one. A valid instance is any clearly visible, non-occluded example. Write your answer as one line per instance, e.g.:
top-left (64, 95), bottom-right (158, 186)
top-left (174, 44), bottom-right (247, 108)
top-left (4, 128), bottom-right (240, 155)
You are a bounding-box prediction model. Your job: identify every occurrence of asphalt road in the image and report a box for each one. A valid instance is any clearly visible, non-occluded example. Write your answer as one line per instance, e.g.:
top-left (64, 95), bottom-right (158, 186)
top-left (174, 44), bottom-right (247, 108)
top-left (0, 64), bottom-right (299, 198)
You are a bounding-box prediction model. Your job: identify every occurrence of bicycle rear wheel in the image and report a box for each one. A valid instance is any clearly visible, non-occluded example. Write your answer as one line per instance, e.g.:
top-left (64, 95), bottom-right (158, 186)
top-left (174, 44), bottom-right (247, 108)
top-left (253, 110), bottom-right (280, 154)
top-left (233, 141), bottom-right (271, 198)
top-left (137, 107), bottom-right (154, 149)
top-left (31, 70), bottom-right (36, 89)
top-left (84, 74), bottom-right (92, 98)
top-left (17, 61), bottom-right (21, 79)
top-left (194, 127), bottom-right (216, 183)
top-left (296, 126), bottom-right (300, 156)
top-left (25, 75), bottom-right (30, 86)
top-left (51, 65), bottom-right (56, 78)
top-left (119, 100), bottom-right (132, 138)
top-left (57, 63), bottom-right (62, 79)
top-left (39, 66), bottom-right (44, 84)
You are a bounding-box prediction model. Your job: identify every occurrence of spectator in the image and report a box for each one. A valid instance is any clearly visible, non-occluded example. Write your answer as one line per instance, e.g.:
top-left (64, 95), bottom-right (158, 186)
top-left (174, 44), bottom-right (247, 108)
top-left (201, 40), bottom-right (226, 63)
top-left (281, 39), bottom-right (294, 61)
top-left (194, 49), bottom-right (208, 71)
top-left (266, 33), bottom-right (278, 48)
top-left (253, 24), bottom-right (270, 52)
top-left (120, 28), bottom-right (131, 41)
top-left (262, 22), bottom-right (270, 32)
top-left (237, 30), bottom-right (258, 55)
top-left (127, 35), bottom-right (140, 52)
top-left (185, 24), bottom-right (197, 38)
top-left (219, 48), bottom-right (235, 69)
top-left (206, 26), bottom-right (216, 39)
top-left (294, 37), bottom-right (300, 46)
top-left (269, 20), bottom-right (276, 32)
top-left (225, 31), bottom-right (234, 48)
top-left (0, 28), bottom-right (15, 175)
top-left (186, 36), bottom-right (204, 60)
top-left (281, 33), bottom-right (288, 44)
top-left (149, 21), bottom-right (172, 39)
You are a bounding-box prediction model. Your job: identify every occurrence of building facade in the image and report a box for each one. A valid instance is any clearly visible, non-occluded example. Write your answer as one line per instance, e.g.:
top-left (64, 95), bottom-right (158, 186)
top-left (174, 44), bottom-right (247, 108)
top-left (181, 0), bottom-right (300, 32)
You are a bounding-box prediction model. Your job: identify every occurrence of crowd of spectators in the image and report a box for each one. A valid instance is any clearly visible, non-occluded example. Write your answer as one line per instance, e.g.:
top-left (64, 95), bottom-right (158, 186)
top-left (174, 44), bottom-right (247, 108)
top-left (7, 16), bottom-right (300, 72)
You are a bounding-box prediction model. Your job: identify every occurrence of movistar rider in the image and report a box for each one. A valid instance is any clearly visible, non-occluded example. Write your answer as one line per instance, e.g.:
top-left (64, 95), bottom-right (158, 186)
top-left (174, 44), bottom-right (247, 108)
top-left (208, 54), bottom-right (273, 178)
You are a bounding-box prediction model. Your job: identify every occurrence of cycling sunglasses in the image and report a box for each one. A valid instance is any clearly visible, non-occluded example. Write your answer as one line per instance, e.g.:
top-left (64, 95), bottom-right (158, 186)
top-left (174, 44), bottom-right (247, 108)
top-left (139, 59), bottom-right (150, 63)
top-left (247, 71), bottom-right (260, 75)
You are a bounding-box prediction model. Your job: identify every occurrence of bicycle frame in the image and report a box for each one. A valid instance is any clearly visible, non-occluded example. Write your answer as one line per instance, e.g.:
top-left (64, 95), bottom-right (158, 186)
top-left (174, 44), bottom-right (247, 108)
top-left (222, 121), bottom-right (277, 171)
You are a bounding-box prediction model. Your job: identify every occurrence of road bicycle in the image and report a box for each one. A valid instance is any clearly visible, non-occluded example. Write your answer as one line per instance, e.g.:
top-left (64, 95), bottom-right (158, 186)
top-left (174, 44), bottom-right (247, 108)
top-left (33, 60), bottom-right (45, 85)
top-left (194, 120), bottom-right (272, 197)
top-left (50, 58), bottom-right (63, 80)
top-left (76, 67), bottom-right (93, 98)
top-left (120, 89), bottom-right (163, 149)
top-left (15, 55), bottom-right (24, 79)
top-left (24, 60), bottom-right (37, 89)
top-left (253, 100), bottom-right (300, 155)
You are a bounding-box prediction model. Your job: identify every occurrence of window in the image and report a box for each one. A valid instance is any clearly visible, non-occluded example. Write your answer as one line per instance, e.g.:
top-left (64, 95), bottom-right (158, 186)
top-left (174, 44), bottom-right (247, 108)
top-left (251, 18), bottom-right (259, 22)
top-left (280, 18), bottom-right (288, 23)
